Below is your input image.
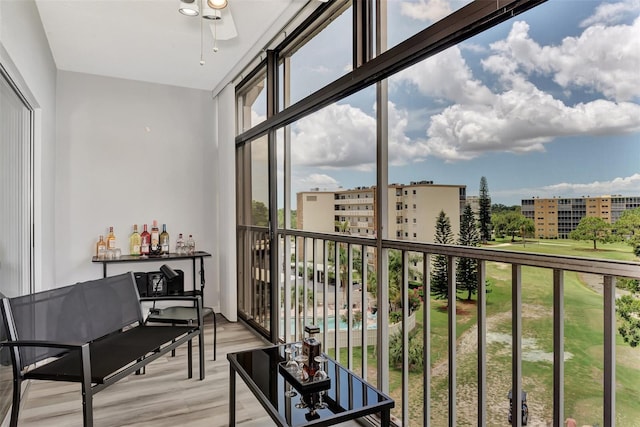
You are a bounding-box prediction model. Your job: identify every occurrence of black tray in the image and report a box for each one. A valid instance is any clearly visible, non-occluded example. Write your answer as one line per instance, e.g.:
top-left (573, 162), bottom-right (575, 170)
top-left (278, 362), bottom-right (330, 393)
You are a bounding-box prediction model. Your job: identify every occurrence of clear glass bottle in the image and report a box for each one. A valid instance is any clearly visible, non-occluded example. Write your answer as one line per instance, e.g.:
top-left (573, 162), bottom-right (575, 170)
top-left (176, 233), bottom-right (185, 255)
top-left (106, 226), bottom-right (117, 250)
top-left (140, 224), bottom-right (151, 256)
top-left (96, 235), bottom-right (107, 259)
top-left (186, 234), bottom-right (195, 255)
top-left (160, 223), bottom-right (170, 255)
top-left (129, 224), bottom-right (141, 256)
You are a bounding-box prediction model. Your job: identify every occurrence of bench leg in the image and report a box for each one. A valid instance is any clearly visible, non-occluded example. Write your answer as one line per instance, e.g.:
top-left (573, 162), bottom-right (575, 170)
top-left (199, 325), bottom-right (205, 380)
top-left (80, 344), bottom-right (93, 427)
top-left (212, 311), bottom-right (217, 361)
top-left (9, 377), bottom-right (21, 427)
top-left (187, 339), bottom-right (193, 379)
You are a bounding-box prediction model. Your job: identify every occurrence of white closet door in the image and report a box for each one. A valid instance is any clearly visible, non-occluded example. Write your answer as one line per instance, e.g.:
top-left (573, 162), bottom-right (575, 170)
top-left (0, 71), bottom-right (32, 297)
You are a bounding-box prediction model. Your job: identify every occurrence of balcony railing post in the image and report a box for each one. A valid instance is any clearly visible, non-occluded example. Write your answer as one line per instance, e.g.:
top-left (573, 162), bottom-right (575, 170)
top-left (604, 275), bottom-right (616, 426)
top-left (553, 269), bottom-right (564, 427)
top-left (477, 260), bottom-right (486, 426)
top-left (512, 264), bottom-right (522, 427)
top-left (448, 255), bottom-right (456, 427)
top-left (361, 244), bottom-right (368, 380)
top-left (423, 253), bottom-right (431, 426)
top-left (402, 250), bottom-right (409, 425)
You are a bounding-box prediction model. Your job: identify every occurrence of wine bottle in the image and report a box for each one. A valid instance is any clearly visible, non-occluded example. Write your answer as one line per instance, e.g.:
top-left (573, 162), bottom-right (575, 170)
top-left (106, 226), bottom-right (117, 250)
top-left (96, 235), bottom-right (107, 259)
top-left (160, 224), bottom-right (170, 255)
top-left (129, 224), bottom-right (141, 256)
top-left (140, 224), bottom-right (151, 257)
top-left (150, 220), bottom-right (160, 254)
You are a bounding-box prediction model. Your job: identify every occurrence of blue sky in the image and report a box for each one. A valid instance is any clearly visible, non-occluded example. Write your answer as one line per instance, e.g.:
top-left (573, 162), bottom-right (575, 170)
top-left (270, 0), bottom-right (640, 207)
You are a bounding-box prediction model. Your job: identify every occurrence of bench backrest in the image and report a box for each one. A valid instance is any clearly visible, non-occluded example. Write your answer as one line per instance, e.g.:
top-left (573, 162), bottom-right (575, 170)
top-left (1, 272), bottom-right (142, 369)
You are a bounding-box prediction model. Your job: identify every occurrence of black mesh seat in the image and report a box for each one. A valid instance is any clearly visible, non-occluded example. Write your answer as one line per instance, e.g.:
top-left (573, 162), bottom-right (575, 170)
top-left (24, 325), bottom-right (196, 383)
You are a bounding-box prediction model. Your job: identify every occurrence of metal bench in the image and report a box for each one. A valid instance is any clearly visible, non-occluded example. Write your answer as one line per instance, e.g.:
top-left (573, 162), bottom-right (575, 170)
top-left (0, 272), bottom-right (204, 427)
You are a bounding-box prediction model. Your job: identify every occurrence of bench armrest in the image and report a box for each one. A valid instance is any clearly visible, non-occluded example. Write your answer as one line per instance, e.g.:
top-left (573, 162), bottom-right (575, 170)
top-left (139, 296), bottom-right (201, 303)
top-left (0, 340), bottom-right (86, 350)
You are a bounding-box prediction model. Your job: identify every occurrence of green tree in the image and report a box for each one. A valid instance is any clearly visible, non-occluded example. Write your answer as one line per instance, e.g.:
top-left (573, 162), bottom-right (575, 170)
top-left (388, 249), bottom-right (421, 310)
top-left (432, 210), bottom-right (453, 300)
top-left (616, 294), bottom-right (640, 347)
top-left (613, 207), bottom-right (640, 256)
top-left (478, 176), bottom-right (492, 244)
top-left (277, 208), bottom-right (297, 229)
top-left (492, 211), bottom-right (534, 242)
top-left (389, 328), bottom-right (424, 372)
top-left (457, 204), bottom-right (480, 300)
top-left (569, 216), bottom-right (612, 250)
top-left (491, 204), bottom-right (519, 214)
top-left (251, 200), bottom-right (269, 227)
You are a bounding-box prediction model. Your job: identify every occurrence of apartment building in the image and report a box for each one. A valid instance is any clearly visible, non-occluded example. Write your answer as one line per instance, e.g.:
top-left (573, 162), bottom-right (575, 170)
top-left (298, 181), bottom-right (466, 243)
top-left (522, 195), bottom-right (640, 239)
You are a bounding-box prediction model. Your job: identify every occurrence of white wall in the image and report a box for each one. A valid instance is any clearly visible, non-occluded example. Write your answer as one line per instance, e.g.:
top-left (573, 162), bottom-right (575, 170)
top-left (0, 0), bottom-right (57, 293)
top-left (1, 0), bottom-right (235, 316)
top-left (55, 71), bottom-right (221, 310)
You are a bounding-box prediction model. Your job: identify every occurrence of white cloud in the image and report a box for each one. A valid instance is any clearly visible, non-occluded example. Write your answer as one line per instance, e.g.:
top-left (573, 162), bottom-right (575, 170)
top-left (398, 47), bottom-right (494, 104)
top-left (540, 173), bottom-right (640, 196)
top-left (400, 0), bottom-right (452, 23)
top-left (291, 102), bottom-right (431, 169)
top-left (485, 19), bottom-right (640, 101)
top-left (296, 173), bottom-right (341, 191)
top-left (413, 17), bottom-right (640, 161)
top-left (291, 103), bottom-right (376, 170)
top-left (494, 174), bottom-right (640, 201)
top-left (580, 0), bottom-right (640, 27)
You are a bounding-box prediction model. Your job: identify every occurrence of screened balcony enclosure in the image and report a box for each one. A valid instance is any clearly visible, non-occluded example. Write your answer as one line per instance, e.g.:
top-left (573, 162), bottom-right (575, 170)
top-left (2, 0), bottom-right (639, 426)
top-left (235, 0), bottom-right (640, 426)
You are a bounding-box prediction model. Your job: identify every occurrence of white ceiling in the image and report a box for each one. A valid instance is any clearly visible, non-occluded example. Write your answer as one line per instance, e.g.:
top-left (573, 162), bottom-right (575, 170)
top-left (35, 0), bottom-right (310, 92)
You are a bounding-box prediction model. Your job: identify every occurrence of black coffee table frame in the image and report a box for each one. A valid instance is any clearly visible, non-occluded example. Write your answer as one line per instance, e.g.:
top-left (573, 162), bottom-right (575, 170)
top-left (228, 344), bottom-right (394, 427)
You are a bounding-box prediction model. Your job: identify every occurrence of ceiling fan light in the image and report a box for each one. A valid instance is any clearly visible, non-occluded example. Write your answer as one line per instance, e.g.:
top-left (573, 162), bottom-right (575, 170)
top-left (207, 0), bottom-right (228, 9)
top-left (178, 0), bottom-right (199, 16)
top-left (202, 7), bottom-right (222, 20)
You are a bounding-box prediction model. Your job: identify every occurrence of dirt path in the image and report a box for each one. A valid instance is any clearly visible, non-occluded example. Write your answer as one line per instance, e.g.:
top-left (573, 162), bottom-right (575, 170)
top-left (429, 304), bottom-right (553, 426)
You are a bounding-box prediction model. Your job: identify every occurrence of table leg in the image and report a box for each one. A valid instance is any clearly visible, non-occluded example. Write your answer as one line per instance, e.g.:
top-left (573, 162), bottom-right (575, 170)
top-left (229, 365), bottom-right (236, 426)
top-left (381, 408), bottom-right (390, 427)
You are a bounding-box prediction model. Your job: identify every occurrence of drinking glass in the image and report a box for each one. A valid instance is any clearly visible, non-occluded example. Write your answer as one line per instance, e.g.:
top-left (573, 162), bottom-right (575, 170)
top-left (294, 353), bottom-right (309, 381)
top-left (313, 354), bottom-right (329, 409)
top-left (284, 345), bottom-right (298, 398)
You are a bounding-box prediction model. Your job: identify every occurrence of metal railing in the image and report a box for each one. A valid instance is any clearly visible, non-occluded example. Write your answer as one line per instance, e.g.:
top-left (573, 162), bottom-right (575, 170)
top-left (240, 227), bottom-right (640, 426)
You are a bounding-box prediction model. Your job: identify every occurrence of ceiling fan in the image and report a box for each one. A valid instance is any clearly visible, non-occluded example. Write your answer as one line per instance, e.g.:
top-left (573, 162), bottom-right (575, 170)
top-left (178, 0), bottom-right (329, 63)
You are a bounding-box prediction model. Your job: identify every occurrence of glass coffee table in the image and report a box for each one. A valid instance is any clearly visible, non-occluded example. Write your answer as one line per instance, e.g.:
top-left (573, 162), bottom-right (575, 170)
top-left (228, 344), bottom-right (394, 426)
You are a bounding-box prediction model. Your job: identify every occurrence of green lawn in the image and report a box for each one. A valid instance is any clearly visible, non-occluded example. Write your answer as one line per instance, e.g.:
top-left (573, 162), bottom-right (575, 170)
top-left (333, 239), bottom-right (640, 425)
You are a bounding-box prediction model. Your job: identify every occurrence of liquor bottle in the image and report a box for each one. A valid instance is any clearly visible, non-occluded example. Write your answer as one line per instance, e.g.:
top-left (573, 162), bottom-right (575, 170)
top-left (186, 234), bottom-right (195, 255)
top-left (150, 220), bottom-right (160, 254)
top-left (140, 224), bottom-right (151, 256)
top-left (175, 233), bottom-right (185, 255)
top-left (96, 235), bottom-right (107, 259)
top-left (129, 224), bottom-right (141, 256)
top-left (160, 224), bottom-right (170, 255)
top-left (302, 325), bottom-right (321, 379)
top-left (106, 226), bottom-right (117, 250)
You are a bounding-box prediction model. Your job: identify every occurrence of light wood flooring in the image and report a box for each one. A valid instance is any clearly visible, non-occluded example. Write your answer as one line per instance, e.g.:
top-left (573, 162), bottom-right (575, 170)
top-left (14, 315), bottom-right (361, 427)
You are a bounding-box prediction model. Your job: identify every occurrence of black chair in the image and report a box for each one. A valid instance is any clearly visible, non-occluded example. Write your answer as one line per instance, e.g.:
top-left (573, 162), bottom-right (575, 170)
top-left (145, 265), bottom-right (216, 362)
